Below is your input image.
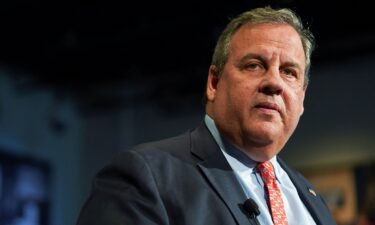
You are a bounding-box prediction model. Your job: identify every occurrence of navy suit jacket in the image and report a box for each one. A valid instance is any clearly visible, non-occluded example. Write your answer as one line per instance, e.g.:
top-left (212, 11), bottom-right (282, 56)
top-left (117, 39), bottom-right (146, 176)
top-left (76, 123), bottom-right (337, 225)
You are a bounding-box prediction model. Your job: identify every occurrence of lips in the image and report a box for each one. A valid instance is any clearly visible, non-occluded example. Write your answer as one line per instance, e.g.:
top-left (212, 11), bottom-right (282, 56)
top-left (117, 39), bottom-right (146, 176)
top-left (254, 102), bottom-right (280, 113)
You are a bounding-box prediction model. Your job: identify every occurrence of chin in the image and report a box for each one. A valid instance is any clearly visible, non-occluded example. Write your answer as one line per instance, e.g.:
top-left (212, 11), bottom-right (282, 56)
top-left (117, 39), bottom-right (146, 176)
top-left (246, 149), bottom-right (277, 162)
top-left (245, 128), bottom-right (278, 146)
top-left (242, 131), bottom-right (284, 161)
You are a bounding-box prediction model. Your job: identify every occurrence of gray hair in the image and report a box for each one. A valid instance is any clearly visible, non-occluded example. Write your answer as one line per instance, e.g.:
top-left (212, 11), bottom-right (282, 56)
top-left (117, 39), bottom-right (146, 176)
top-left (211, 6), bottom-right (315, 84)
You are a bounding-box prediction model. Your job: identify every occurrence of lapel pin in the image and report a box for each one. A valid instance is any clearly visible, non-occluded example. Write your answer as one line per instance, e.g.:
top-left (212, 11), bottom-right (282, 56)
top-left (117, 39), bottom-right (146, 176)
top-left (308, 188), bottom-right (317, 197)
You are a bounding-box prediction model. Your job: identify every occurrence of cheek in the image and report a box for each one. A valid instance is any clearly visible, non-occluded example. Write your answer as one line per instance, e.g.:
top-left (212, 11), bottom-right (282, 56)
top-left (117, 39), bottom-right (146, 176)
top-left (231, 84), bottom-right (254, 109)
top-left (286, 92), bottom-right (305, 117)
top-left (217, 73), bottom-right (258, 113)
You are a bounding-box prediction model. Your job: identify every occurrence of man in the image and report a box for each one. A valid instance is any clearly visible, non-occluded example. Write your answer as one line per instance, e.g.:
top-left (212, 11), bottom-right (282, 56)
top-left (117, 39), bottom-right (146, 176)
top-left (76, 7), bottom-right (337, 225)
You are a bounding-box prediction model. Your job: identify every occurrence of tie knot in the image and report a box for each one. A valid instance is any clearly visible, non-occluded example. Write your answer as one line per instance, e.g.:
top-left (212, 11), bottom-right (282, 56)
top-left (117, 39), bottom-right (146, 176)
top-left (256, 161), bottom-right (275, 184)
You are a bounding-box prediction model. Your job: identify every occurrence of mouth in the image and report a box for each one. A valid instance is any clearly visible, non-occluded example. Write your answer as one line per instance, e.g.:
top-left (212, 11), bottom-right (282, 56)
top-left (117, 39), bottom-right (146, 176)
top-left (254, 102), bottom-right (280, 113)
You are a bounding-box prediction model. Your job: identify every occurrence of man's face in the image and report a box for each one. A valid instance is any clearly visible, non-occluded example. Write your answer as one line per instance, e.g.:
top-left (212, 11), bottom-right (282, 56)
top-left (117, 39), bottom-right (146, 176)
top-left (206, 23), bottom-right (306, 162)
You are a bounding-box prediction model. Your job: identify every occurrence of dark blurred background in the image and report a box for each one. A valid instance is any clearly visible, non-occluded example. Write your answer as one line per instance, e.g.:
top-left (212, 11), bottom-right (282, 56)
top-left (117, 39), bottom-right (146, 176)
top-left (0, 1), bottom-right (374, 225)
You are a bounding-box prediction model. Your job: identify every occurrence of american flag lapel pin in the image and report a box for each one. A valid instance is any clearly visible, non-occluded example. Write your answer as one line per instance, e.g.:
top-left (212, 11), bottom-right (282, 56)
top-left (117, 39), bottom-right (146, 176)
top-left (308, 188), bottom-right (317, 197)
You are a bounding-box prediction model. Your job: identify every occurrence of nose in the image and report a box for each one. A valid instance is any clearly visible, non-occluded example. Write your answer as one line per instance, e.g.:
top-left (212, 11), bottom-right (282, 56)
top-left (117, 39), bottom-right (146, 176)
top-left (259, 69), bottom-right (284, 96)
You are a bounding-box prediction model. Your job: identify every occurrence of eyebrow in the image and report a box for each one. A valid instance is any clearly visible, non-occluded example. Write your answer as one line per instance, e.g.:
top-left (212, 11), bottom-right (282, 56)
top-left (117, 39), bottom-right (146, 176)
top-left (280, 62), bottom-right (303, 72)
top-left (237, 53), bottom-right (303, 72)
top-left (238, 53), bottom-right (268, 66)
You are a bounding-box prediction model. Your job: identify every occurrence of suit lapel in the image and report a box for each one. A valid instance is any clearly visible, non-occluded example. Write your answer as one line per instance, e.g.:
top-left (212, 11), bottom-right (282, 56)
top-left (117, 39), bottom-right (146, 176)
top-left (190, 123), bottom-right (252, 225)
top-left (278, 158), bottom-right (336, 225)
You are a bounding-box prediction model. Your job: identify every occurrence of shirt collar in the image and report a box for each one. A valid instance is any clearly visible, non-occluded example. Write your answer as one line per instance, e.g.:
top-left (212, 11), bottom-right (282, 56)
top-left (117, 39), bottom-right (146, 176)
top-left (204, 114), bottom-right (283, 181)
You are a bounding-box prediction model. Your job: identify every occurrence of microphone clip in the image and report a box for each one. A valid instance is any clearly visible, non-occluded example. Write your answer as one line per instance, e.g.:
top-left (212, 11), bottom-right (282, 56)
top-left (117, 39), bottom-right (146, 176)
top-left (242, 198), bottom-right (261, 225)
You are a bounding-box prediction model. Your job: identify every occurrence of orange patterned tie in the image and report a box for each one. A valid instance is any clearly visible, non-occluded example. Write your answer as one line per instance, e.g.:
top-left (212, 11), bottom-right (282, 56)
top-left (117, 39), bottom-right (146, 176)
top-left (257, 161), bottom-right (288, 225)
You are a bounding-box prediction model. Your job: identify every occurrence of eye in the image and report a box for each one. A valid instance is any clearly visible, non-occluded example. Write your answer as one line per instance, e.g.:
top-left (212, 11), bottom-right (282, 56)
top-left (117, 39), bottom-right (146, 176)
top-left (281, 68), bottom-right (298, 79)
top-left (245, 62), bottom-right (263, 71)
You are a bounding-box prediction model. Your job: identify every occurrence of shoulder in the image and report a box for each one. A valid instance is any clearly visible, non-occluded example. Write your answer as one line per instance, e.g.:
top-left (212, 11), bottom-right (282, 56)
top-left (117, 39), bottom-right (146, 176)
top-left (113, 122), bottom-right (212, 163)
top-left (134, 130), bottom-right (191, 154)
top-left (110, 125), bottom-right (204, 168)
top-left (94, 130), bottom-right (195, 188)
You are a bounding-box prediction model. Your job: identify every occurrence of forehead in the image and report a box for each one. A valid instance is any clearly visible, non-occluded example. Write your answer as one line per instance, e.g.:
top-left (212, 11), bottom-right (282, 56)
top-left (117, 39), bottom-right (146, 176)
top-left (229, 23), bottom-right (305, 65)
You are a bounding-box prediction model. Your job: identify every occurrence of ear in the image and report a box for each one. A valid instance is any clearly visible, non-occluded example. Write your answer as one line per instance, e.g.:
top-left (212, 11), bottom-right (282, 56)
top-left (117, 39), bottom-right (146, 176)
top-left (206, 65), bottom-right (220, 102)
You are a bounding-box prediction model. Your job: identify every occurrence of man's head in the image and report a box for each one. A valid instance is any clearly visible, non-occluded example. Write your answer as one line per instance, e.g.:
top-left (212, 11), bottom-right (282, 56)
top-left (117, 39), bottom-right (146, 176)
top-left (205, 7), bottom-right (315, 162)
top-left (211, 7), bottom-right (314, 87)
